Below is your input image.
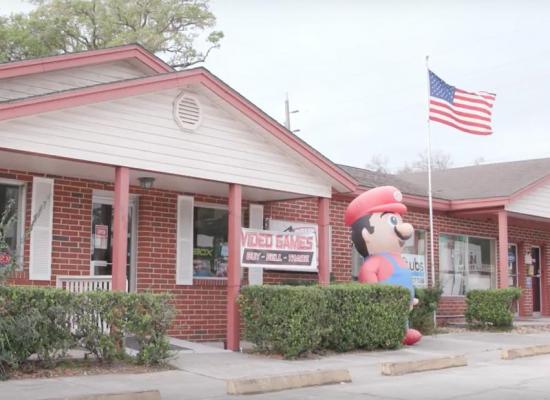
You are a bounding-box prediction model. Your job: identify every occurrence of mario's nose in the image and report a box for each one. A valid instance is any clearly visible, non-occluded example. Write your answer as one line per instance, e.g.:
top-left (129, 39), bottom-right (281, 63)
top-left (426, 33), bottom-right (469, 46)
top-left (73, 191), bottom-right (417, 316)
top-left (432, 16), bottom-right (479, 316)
top-left (395, 223), bottom-right (414, 240)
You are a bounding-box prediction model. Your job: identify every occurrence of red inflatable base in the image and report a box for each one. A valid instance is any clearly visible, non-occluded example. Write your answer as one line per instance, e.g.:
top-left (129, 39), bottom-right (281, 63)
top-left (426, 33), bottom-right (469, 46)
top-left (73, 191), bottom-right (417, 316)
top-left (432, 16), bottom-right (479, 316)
top-left (403, 328), bottom-right (422, 346)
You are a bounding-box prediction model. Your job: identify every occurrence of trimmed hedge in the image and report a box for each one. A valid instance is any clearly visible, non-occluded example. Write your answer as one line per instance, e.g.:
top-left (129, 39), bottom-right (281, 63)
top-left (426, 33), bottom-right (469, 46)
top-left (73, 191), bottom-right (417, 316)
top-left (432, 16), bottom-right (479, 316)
top-left (0, 286), bottom-right (174, 379)
top-left (465, 288), bottom-right (521, 329)
top-left (238, 284), bottom-right (410, 358)
top-left (410, 287), bottom-right (442, 335)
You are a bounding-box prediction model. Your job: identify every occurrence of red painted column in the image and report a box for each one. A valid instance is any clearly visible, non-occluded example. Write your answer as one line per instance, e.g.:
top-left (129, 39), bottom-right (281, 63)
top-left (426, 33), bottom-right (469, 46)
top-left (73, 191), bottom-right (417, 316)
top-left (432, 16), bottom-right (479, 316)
top-left (226, 183), bottom-right (242, 351)
top-left (497, 210), bottom-right (509, 289)
top-left (112, 166), bottom-right (129, 292)
top-left (318, 197), bottom-right (330, 286)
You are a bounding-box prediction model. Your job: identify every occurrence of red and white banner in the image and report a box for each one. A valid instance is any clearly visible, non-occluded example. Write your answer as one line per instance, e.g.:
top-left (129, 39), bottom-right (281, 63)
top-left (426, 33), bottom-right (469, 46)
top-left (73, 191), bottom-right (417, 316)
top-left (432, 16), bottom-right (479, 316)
top-left (241, 228), bottom-right (317, 272)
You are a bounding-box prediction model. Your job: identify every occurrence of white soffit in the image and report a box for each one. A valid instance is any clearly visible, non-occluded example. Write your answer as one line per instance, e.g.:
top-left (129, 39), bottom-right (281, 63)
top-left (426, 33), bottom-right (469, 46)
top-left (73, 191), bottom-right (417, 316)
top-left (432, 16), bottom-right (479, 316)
top-left (506, 180), bottom-right (550, 219)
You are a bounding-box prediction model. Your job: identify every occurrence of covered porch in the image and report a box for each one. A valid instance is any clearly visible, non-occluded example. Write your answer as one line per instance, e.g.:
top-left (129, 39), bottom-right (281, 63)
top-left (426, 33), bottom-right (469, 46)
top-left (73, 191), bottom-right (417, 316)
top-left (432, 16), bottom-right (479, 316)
top-left (0, 147), bottom-right (338, 349)
top-left (450, 204), bottom-right (550, 318)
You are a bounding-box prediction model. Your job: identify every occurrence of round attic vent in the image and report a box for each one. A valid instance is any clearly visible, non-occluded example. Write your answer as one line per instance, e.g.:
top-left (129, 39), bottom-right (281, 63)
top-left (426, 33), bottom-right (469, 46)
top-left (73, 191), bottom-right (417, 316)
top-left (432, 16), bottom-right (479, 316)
top-left (173, 92), bottom-right (202, 131)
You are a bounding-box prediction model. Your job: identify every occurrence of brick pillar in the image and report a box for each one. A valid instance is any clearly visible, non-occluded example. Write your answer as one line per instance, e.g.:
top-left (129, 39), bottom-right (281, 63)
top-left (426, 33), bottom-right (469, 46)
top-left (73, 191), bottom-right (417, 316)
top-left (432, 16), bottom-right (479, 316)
top-left (226, 183), bottom-right (242, 351)
top-left (112, 166), bottom-right (129, 292)
top-left (497, 210), bottom-right (509, 288)
top-left (318, 197), bottom-right (330, 285)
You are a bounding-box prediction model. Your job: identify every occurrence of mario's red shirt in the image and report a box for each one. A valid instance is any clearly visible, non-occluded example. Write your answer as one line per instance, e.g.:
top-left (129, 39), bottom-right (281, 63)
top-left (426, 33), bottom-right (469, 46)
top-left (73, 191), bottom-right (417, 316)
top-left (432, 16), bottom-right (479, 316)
top-left (358, 252), bottom-right (408, 283)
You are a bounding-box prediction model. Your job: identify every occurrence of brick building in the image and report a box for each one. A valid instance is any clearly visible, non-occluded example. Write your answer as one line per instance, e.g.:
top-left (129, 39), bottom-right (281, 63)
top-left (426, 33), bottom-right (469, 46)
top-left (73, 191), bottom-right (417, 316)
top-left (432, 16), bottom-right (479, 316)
top-left (1, 46), bottom-right (549, 347)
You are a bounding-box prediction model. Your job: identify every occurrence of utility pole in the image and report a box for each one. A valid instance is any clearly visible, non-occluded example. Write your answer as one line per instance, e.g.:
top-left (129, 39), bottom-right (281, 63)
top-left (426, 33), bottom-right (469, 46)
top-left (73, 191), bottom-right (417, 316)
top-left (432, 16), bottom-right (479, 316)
top-left (284, 93), bottom-right (299, 132)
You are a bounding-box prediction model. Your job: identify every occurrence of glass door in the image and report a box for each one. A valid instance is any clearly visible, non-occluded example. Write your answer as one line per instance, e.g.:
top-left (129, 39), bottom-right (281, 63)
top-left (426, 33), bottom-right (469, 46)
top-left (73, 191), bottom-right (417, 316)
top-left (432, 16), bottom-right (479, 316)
top-left (91, 194), bottom-right (137, 291)
top-left (531, 247), bottom-right (541, 314)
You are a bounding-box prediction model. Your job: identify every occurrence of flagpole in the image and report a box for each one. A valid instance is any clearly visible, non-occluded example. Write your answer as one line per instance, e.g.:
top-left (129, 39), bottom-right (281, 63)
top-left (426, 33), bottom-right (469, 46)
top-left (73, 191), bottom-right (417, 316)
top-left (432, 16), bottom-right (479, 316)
top-left (425, 56), bottom-right (437, 327)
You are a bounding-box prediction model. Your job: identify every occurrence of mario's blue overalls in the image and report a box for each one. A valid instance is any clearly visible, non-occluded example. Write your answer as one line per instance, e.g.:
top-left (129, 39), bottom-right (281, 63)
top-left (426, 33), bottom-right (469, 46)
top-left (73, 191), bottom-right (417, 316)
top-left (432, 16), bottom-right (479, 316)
top-left (378, 252), bottom-right (415, 302)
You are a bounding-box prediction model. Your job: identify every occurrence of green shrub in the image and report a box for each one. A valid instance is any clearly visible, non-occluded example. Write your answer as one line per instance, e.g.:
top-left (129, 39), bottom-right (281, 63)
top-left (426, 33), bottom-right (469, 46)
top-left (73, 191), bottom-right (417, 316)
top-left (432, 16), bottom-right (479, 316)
top-left (239, 285), bottom-right (327, 358)
top-left (73, 291), bottom-right (127, 362)
top-left (0, 286), bottom-right (174, 378)
top-left (239, 284), bottom-right (410, 358)
top-left (323, 284), bottom-right (410, 351)
top-left (0, 311), bottom-right (42, 380)
top-left (0, 286), bottom-right (75, 365)
top-left (465, 288), bottom-right (521, 329)
top-left (125, 292), bottom-right (174, 365)
top-left (410, 287), bottom-right (443, 335)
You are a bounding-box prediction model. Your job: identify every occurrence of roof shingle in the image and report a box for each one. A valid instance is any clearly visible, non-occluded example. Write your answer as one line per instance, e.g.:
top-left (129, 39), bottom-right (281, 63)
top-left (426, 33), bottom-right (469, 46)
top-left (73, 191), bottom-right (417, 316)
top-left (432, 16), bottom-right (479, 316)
top-left (339, 158), bottom-right (550, 201)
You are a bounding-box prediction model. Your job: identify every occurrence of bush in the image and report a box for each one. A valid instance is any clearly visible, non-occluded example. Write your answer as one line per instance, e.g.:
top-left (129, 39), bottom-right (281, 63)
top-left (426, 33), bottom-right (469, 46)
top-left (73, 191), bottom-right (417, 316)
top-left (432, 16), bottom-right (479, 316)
top-left (238, 285), bottom-right (327, 358)
top-left (239, 284), bottom-right (410, 358)
top-left (73, 291), bottom-right (127, 362)
top-left (125, 292), bottom-right (174, 365)
top-left (0, 286), bottom-right (174, 379)
top-left (410, 287), bottom-right (442, 335)
top-left (323, 284), bottom-right (410, 352)
top-left (465, 288), bottom-right (521, 329)
top-left (0, 286), bottom-right (75, 367)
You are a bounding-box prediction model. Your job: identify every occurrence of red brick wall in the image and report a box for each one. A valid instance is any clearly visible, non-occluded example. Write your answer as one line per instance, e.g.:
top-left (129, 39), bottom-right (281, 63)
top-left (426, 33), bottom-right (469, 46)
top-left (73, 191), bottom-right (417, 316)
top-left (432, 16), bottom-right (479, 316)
top-left (2, 168), bottom-right (238, 341)
top-left (3, 166), bottom-right (550, 341)
top-left (273, 198), bottom-right (550, 321)
top-left (135, 190), bottom-right (244, 340)
top-left (3, 170), bottom-right (108, 286)
top-left (262, 197), bottom-right (353, 284)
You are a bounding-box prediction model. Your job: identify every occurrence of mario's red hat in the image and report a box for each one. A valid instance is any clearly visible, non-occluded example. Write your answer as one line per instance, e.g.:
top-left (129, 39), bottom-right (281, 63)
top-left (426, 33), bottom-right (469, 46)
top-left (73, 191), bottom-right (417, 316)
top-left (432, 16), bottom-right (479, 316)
top-left (344, 186), bottom-right (407, 226)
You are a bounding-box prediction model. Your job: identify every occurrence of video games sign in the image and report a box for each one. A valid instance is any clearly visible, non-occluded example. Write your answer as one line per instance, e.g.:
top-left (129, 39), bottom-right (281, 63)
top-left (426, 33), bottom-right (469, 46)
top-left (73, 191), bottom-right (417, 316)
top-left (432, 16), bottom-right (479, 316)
top-left (241, 228), bottom-right (317, 272)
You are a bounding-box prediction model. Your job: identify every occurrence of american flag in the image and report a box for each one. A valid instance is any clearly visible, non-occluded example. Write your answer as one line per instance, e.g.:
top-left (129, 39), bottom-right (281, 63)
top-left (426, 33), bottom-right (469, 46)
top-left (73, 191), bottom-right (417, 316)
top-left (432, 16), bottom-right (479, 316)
top-left (429, 70), bottom-right (496, 135)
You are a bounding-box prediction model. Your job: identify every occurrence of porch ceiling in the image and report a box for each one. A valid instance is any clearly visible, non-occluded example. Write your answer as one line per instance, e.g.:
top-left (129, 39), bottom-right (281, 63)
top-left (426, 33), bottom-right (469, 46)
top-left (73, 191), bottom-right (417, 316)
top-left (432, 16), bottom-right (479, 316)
top-left (0, 149), bottom-right (313, 202)
top-left (447, 207), bottom-right (550, 231)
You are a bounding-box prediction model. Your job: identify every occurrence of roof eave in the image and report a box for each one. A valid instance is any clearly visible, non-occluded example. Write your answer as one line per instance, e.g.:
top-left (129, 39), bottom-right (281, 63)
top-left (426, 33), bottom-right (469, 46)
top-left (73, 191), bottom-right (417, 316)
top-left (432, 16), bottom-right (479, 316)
top-left (0, 44), bottom-right (173, 79)
top-left (0, 67), bottom-right (356, 194)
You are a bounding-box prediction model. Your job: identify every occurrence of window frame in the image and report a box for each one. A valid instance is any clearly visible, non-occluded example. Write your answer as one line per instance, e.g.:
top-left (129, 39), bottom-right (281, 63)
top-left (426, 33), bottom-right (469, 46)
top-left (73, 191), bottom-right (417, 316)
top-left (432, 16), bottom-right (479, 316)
top-left (0, 178), bottom-right (26, 271)
top-left (438, 231), bottom-right (497, 296)
top-left (402, 229), bottom-right (428, 287)
top-left (192, 202), bottom-right (231, 281)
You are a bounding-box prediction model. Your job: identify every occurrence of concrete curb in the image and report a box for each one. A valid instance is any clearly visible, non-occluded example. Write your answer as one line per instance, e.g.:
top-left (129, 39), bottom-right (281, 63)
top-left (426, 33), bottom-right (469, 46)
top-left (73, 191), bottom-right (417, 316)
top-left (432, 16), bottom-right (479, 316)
top-left (501, 344), bottom-right (550, 360)
top-left (49, 390), bottom-right (161, 400)
top-left (225, 369), bottom-right (352, 395)
top-left (381, 355), bottom-right (468, 376)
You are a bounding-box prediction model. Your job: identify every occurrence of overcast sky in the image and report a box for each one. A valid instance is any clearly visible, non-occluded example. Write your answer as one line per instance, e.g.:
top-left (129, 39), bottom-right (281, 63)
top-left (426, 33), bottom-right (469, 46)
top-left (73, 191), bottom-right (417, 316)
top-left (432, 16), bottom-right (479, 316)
top-left (2, 0), bottom-right (550, 171)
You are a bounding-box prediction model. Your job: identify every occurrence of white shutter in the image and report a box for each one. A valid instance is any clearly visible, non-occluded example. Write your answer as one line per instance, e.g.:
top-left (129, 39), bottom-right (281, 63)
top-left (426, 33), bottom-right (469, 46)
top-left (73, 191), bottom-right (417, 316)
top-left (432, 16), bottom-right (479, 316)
top-left (248, 204), bottom-right (264, 285)
top-left (176, 195), bottom-right (194, 285)
top-left (29, 177), bottom-right (54, 281)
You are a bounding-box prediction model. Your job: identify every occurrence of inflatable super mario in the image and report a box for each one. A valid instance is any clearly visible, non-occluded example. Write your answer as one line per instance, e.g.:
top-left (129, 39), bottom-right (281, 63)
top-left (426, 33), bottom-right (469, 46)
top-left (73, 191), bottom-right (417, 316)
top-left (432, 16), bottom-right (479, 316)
top-left (344, 186), bottom-right (422, 346)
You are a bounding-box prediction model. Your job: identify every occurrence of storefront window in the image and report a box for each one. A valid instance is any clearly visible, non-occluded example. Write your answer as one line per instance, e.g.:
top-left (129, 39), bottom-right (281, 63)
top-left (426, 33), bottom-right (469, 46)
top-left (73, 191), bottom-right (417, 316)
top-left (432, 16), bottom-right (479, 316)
top-left (193, 206), bottom-right (228, 278)
top-left (402, 230), bottom-right (428, 287)
top-left (439, 234), bottom-right (496, 296)
top-left (0, 184), bottom-right (22, 268)
top-left (403, 230), bottom-right (427, 257)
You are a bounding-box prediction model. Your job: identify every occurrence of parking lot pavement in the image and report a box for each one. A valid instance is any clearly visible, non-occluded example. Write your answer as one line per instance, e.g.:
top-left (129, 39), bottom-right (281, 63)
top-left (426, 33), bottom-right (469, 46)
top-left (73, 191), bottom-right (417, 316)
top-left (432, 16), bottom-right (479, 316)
top-left (241, 353), bottom-right (550, 400)
top-left (2, 330), bottom-right (550, 400)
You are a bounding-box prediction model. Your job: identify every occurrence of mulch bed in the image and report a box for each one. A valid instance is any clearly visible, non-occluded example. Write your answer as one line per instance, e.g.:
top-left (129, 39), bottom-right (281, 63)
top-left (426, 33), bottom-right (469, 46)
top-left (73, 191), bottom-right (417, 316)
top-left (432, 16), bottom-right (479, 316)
top-left (7, 359), bottom-right (174, 380)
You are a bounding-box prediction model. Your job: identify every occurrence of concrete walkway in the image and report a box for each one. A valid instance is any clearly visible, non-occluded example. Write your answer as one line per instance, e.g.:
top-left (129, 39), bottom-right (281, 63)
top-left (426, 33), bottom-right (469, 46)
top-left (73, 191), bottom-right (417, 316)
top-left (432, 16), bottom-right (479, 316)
top-left (170, 330), bottom-right (550, 380)
top-left (2, 330), bottom-right (550, 400)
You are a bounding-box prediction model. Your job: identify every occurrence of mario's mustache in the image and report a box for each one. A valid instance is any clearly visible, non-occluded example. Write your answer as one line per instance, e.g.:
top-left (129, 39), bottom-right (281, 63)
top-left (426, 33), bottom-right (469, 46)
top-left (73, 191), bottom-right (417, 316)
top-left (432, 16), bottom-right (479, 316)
top-left (394, 226), bottom-right (411, 241)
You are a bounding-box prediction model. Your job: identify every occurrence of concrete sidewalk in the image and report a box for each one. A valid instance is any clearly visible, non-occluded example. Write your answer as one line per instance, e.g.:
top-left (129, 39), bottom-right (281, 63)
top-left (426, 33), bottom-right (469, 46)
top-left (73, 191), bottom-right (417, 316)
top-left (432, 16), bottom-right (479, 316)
top-left (170, 330), bottom-right (550, 380)
top-left (1, 330), bottom-right (550, 400)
